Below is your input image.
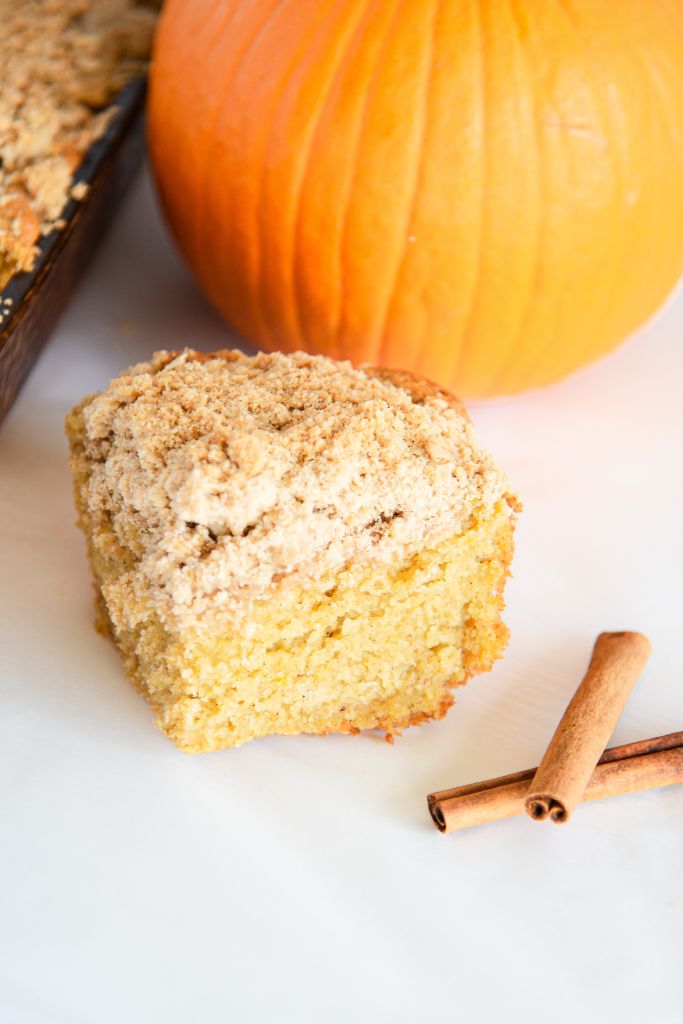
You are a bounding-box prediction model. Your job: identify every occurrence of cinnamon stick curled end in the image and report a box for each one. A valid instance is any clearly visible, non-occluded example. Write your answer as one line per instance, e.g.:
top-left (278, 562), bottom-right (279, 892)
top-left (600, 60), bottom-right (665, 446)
top-left (427, 797), bottom-right (447, 832)
top-left (527, 797), bottom-right (551, 821)
top-left (526, 797), bottom-right (567, 823)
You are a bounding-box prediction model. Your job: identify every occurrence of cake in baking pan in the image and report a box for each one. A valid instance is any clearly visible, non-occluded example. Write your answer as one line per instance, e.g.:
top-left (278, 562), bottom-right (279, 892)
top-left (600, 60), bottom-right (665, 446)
top-left (66, 349), bottom-right (518, 752)
top-left (0, 0), bottom-right (157, 288)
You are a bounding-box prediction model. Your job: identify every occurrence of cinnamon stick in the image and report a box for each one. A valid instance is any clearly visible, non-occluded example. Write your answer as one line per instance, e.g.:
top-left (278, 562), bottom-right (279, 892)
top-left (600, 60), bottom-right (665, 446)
top-left (428, 731), bottom-right (683, 833)
top-left (524, 631), bottom-right (652, 823)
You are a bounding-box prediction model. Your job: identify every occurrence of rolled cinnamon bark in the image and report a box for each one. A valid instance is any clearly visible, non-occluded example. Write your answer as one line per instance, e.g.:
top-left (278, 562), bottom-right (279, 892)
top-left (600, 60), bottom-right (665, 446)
top-left (429, 776), bottom-right (534, 832)
top-left (428, 731), bottom-right (683, 833)
top-left (524, 631), bottom-right (652, 823)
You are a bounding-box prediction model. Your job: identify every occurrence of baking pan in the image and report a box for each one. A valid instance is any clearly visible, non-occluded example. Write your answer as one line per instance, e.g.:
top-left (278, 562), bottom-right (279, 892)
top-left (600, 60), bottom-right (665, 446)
top-left (0, 77), bottom-right (147, 425)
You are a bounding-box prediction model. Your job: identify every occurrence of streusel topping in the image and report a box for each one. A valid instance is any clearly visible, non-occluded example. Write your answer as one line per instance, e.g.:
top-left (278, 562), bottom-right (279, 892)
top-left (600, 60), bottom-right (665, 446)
top-left (72, 350), bottom-right (510, 630)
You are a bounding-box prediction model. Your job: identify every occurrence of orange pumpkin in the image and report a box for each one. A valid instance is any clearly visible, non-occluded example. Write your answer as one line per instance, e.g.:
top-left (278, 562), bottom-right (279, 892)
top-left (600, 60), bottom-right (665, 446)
top-left (149, 0), bottom-right (683, 397)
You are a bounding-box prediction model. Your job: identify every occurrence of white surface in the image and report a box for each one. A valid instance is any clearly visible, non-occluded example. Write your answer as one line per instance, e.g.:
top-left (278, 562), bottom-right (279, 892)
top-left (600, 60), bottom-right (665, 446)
top-left (1, 168), bottom-right (682, 1024)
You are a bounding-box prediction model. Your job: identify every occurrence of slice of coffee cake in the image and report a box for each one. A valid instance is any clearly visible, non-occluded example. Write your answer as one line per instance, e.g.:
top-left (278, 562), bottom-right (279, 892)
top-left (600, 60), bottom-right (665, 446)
top-left (66, 349), bottom-right (518, 752)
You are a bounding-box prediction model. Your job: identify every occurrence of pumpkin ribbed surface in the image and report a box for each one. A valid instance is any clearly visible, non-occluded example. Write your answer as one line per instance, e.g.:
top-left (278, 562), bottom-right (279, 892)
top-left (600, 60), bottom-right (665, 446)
top-left (149, 0), bottom-right (683, 396)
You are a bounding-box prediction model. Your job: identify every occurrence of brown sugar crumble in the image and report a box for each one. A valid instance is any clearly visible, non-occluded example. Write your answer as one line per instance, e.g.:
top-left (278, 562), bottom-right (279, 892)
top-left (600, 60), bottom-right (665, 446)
top-left (0, 0), bottom-right (158, 289)
top-left (71, 348), bottom-right (510, 631)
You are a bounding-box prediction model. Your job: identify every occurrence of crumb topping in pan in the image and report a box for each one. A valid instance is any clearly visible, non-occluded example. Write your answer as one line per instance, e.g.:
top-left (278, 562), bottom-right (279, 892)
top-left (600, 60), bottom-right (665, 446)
top-left (0, 0), bottom-right (157, 288)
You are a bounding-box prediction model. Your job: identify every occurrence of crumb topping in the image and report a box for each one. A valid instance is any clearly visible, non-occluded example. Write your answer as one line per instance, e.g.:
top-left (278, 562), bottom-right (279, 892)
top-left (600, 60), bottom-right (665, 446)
top-left (0, 0), bottom-right (157, 288)
top-left (72, 350), bottom-right (511, 630)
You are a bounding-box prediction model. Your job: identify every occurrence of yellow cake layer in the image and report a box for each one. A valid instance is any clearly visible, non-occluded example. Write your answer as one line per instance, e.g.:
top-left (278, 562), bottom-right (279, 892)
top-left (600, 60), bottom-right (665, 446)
top-left (92, 501), bottom-right (512, 752)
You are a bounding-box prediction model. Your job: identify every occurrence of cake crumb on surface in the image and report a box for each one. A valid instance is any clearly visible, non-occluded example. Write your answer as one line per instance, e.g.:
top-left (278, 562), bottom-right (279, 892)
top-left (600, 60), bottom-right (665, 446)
top-left (70, 182), bottom-right (90, 202)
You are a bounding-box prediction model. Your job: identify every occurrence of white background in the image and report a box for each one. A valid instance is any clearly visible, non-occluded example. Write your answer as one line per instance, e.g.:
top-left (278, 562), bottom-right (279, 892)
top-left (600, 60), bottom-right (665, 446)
top-left (1, 169), bottom-right (681, 1024)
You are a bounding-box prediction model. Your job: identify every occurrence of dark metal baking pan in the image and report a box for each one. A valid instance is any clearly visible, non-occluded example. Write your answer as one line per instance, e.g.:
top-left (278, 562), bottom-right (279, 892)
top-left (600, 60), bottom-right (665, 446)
top-left (0, 77), bottom-right (146, 425)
